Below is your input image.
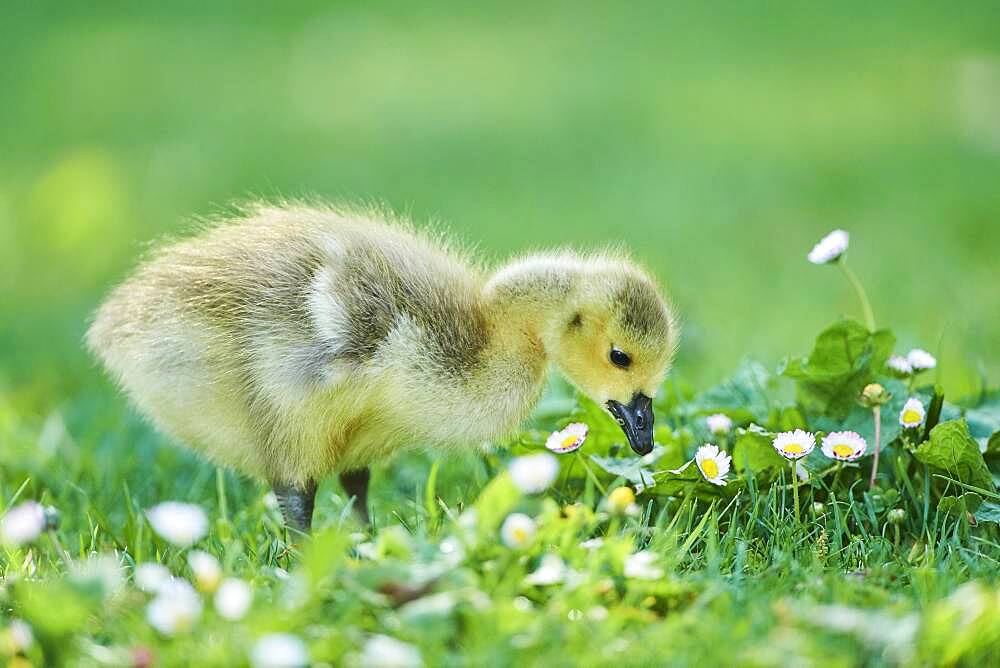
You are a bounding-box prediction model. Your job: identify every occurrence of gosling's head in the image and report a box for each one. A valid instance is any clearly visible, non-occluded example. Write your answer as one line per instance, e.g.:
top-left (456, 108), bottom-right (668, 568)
top-left (543, 256), bottom-right (678, 455)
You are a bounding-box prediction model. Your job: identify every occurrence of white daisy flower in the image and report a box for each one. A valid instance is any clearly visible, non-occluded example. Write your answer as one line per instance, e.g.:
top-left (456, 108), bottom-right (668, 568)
top-left (899, 398), bottom-right (926, 429)
top-left (524, 554), bottom-right (567, 586)
top-left (135, 563), bottom-right (172, 593)
top-left (907, 348), bottom-right (937, 371)
top-left (807, 229), bottom-right (849, 264)
top-left (146, 579), bottom-right (202, 636)
top-left (820, 431), bottom-right (867, 461)
top-left (147, 502), bottom-right (209, 547)
top-left (623, 551), bottom-right (664, 580)
top-left (0, 501), bottom-right (45, 547)
top-left (500, 513), bottom-right (536, 550)
top-left (251, 633), bottom-right (309, 668)
top-left (215, 578), bottom-right (252, 621)
top-left (695, 444), bottom-right (731, 486)
top-left (705, 413), bottom-right (733, 435)
top-left (545, 422), bottom-right (588, 454)
top-left (187, 550), bottom-right (222, 593)
top-left (772, 429), bottom-right (816, 460)
top-left (580, 537), bottom-right (604, 550)
top-left (509, 453), bottom-right (559, 494)
top-left (357, 634), bottom-right (423, 668)
top-left (886, 355), bottom-right (913, 376)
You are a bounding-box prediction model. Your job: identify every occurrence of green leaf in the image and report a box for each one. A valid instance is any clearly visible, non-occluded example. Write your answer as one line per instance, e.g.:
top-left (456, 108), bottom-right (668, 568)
top-left (684, 359), bottom-right (782, 424)
top-left (974, 501), bottom-right (1000, 525)
top-left (913, 419), bottom-right (995, 493)
top-left (960, 389), bottom-right (1000, 454)
top-left (780, 319), bottom-right (895, 419)
top-left (937, 492), bottom-right (982, 518)
top-left (731, 430), bottom-right (786, 474)
top-left (589, 448), bottom-right (662, 490)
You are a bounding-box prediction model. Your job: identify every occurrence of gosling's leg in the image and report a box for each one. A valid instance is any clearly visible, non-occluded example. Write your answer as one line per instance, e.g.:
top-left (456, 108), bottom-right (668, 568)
top-left (339, 468), bottom-right (371, 524)
top-left (273, 480), bottom-right (317, 533)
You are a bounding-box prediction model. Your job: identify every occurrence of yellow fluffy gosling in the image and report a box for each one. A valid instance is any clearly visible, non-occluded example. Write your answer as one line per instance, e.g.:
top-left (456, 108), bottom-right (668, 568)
top-left (88, 203), bottom-right (678, 530)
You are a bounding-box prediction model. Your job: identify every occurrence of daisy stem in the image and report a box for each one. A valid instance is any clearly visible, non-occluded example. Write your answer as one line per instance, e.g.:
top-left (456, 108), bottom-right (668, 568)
top-left (832, 462), bottom-right (843, 491)
top-left (838, 261), bottom-right (876, 331)
top-left (791, 460), bottom-right (800, 523)
top-left (869, 406), bottom-right (882, 489)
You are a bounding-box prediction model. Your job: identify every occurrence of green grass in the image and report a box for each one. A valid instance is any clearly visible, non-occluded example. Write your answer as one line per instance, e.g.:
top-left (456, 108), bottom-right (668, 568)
top-left (3, 2), bottom-right (1000, 666)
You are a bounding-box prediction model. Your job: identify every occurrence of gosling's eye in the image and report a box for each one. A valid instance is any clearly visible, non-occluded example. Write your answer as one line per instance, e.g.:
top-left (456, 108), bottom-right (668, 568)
top-left (609, 348), bottom-right (631, 369)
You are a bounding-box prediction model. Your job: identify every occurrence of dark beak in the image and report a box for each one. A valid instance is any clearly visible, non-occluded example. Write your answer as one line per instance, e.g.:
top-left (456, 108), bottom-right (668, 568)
top-left (606, 393), bottom-right (654, 456)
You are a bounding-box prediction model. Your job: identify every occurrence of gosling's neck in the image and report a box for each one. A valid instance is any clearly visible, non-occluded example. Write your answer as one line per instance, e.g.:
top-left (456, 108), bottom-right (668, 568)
top-left (481, 252), bottom-right (584, 363)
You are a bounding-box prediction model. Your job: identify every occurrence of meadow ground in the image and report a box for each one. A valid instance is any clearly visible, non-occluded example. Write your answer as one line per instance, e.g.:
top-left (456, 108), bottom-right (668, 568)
top-left (2, 2), bottom-right (1000, 666)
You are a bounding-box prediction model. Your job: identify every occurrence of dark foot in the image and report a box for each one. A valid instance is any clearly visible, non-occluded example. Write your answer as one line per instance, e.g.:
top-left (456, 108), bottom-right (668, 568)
top-left (339, 468), bottom-right (370, 523)
top-left (273, 480), bottom-right (317, 532)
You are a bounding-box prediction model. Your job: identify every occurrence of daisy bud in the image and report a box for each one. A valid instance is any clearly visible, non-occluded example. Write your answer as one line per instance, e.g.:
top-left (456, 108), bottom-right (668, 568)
top-left (812, 502), bottom-right (825, 515)
top-left (0, 501), bottom-right (45, 547)
top-left (886, 355), bottom-right (912, 377)
top-left (705, 413), bottom-right (733, 435)
top-left (147, 502), bottom-right (209, 548)
top-left (251, 633), bottom-right (309, 668)
top-left (807, 229), bottom-right (849, 265)
top-left (906, 348), bottom-right (937, 371)
top-left (859, 383), bottom-right (890, 408)
top-left (888, 508), bottom-right (906, 524)
top-left (357, 635), bottom-right (421, 668)
top-left (214, 578), bottom-right (252, 621)
top-left (509, 454), bottom-right (559, 494)
top-left (606, 487), bottom-right (636, 515)
top-left (187, 550), bottom-right (222, 593)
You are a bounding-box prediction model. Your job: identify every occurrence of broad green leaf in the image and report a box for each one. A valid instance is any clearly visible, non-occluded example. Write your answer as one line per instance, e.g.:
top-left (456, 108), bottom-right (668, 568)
top-left (958, 389), bottom-right (1000, 455)
top-left (590, 447), bottom-right (664, 490)
top-left (474, 472), bottom-right (522, 535)
top-left (731, 430), bottom-right (786, 474)
top-left (913, 419), bottom-right (995, 493)
top-left (974, 501), bottom-right (1000, 525)
top-left (780, 319), bottom-right (895, 419)
top-left (937, 492), bottom-right (982, 518)
top-left (683, 359), bottom-right (782, 424)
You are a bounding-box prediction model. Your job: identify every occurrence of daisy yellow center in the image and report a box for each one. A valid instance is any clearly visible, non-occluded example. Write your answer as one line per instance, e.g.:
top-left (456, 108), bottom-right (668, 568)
top-left (561, 435), bottom-right (580, 448)
top-left (832, 444), bottom-right (854, 458)
top-left (783, 443), bottom-right (805, 454)
top-left (902, 410), bottom-right (921, 424)
top-left (701, 459), bottom-right (719, 478)
top-left (512, 527), bottom-right (527, 542)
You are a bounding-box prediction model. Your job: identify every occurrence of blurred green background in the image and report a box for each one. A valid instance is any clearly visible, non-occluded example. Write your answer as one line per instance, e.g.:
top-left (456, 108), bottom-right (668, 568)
top-left (2, 1), bottom-right (999, 413)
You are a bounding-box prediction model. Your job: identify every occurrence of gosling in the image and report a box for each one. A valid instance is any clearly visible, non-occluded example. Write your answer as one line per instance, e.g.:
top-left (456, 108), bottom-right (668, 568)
top-left (87, 202), bottom-right (678, 530)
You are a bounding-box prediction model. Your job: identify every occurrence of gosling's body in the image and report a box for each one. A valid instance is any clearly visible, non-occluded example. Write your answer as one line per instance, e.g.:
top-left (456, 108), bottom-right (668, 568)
top-left (89, 203), bottom-right (676, 528)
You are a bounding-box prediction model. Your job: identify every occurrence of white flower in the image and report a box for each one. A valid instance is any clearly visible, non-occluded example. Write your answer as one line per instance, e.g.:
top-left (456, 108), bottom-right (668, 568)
top-left (807, 229), bottom-right (849, 264)
top-left (772, 429), bottom-right (816, 460)
top-left (887, 355), bottom-right (913, 376)
top-left (358, 634), bottom-right (423, 668)
top-left (907, 348), bottom-right (937, 371)
top-left (6, 619), bottom-right (33, 653)
top-left (509, 453), bottom-right (559, 494)
top-left (705, 413), bottom-right (733, 435)
top-left (694, 444), bottom-right (731, 486)
top-left (500, 513), bottom-right (536, 550)
top-left (580, 538), bottom-right (604, 550)
top-left (187, 550), bottom-right (222, 593)
top-left (71, 554), bottom-right (125, 598)
top-left (899, 398), bottom-right (926, 429)
top-left (545, 422), bottom-right (588, 454)
top-left (147, 502), bottom-right (208, 547)
top-left (215, 578), bottom-right (252, 620)
top-left (135, 563), bottom-right (172, 593)
top-left (524, 554), bottom-right (567, 586)
top-left (821, 431), bottom-right (867, 461)
top-left (0, 501), bottom-right (46, 547)
top-left (251, 633), bottom-right (309, 668)
top-left (146, 579), bottom-right (202, 636)
top-left (624, 551), bottom-right (663, 580)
